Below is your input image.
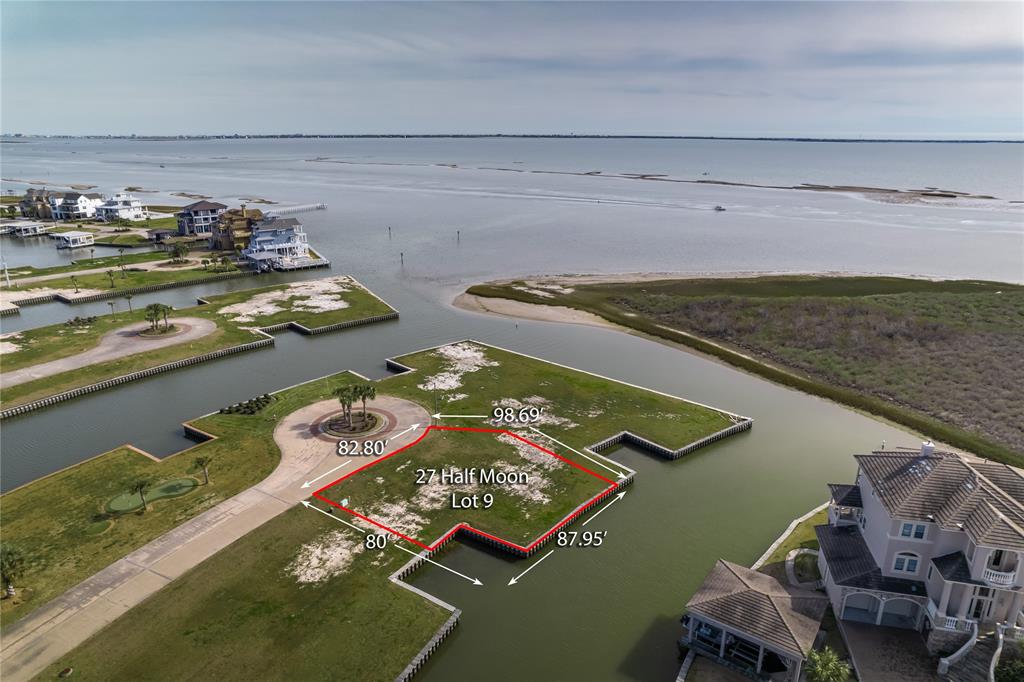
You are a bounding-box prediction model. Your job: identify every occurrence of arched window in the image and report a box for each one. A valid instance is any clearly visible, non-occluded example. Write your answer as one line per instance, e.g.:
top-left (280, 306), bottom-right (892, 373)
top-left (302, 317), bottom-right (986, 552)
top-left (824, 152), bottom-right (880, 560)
top-left (893, 552), bottom-right (919, 574)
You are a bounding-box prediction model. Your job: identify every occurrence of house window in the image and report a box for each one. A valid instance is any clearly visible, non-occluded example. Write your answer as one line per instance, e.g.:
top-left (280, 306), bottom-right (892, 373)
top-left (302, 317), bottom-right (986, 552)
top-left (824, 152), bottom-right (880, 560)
top-left (900, 522), bottom-right (926, 539)
top-left (894, 552), bottom-right (920, 574)
top-left (992, 550), bottom-right (1005, 567)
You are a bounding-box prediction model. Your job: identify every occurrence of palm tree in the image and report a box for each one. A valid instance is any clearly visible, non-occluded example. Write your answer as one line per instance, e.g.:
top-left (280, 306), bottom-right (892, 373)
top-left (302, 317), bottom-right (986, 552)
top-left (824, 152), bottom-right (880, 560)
top-left (806, 647), bottom-right (850, 682)
top-left (194, 456), bottom-right (212, 485)
top-left (0, 543), bottom-right (26, 598)
top-left (124, 293), bottom-right (134, 313)
top-left (356, 383), bottom-right (376, 424)
top-left (144, 303), bottom-right (162, 331)
top-left (333, 385), bottom-right (354, 426)
top-left (118, 248), bottom-right (127, 277)
top-left (201, 258), bottom-right (210, 270)
top-left (160, 303), bottom-right (171, 330)
top-left (130, 479), bottom-right (152, 512)
top-left (107, 301), bottom-right (116, 316)
top-left (70, 275), bottom-right (80, 294)
top-left (106, 269), bottom-right (116, 288)
top-left (89, 247), bottom-right (95, 260)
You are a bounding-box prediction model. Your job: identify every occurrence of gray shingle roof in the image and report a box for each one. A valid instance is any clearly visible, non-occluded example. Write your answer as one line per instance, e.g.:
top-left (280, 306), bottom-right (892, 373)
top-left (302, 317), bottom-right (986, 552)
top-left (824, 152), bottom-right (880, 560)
top-left (931, 552), bottom-right (985, 585)
top-left (685, 560), bottom-right (828, 659)
top-left (828, 483), bottom-right (862, 507)
top-left (181, 201), bottom-right (227, 212)
top-left (815, 524), bottom-right (926, 597)
top-left (856, 450), bottom-right (1024, 550)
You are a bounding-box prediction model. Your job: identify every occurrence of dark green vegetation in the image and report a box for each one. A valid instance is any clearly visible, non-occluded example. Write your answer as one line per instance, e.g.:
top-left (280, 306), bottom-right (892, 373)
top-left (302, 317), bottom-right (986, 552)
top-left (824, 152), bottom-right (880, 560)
top-left (16, 342), bottom-right (736, 677)
top-left (1, 277), bottom-right (397, 409)
top-left (468, 276), bottom-right (1024, 464)
top-left (105, 477), bottom-right (198, 513)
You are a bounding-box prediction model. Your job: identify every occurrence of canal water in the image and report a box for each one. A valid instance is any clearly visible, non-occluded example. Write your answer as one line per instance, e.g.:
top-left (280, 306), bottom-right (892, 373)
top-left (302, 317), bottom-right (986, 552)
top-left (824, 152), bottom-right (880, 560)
top-left (1, 138), bottom-right (1020, 680)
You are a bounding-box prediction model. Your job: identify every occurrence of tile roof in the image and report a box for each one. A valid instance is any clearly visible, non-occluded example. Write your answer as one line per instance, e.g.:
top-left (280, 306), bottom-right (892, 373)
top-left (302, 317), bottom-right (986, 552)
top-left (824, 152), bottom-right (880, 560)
top-left (828, 483), bottom-right (862, 507)
top-left (686, 560), bottom-right (828, 659)
top-left (856, 450), bottom-right (1024, 550)
top-left (815, 524), bottom-right (926, 597)
top-left (931, 552), bottom-right (985, 585)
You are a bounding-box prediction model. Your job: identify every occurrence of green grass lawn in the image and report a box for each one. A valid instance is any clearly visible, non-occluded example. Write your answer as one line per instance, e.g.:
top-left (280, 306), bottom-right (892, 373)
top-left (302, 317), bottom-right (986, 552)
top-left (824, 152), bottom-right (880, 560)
top-left (143, 204), bottom-right (187, 214)
top-left (93, 233), bottom-right (152, 247)
top-left (0, 371), bottom-right (367, 628)
top-left (319, 427), bottom-right (612, 547)
top-left (467, 276), bottom-right (1024, 465)
top-left (0, 276), bottom-right (398, 410)
top-left (15, 341), bottom-right (739, 678)
top-left (198, 275), bottom-right (394, 329)
top-left (3, 251), bottom-right (168, 280)
top-left (755, 507), bottom-right (827, 583)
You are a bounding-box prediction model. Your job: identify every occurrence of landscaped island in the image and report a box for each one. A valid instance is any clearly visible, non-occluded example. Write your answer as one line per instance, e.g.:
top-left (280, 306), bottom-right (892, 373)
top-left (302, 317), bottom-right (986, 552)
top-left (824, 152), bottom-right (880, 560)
top-left (0, 276), bottom-right (397, 413)
top-left (462, 275), bottom-right (1024, 465)
top-left (3, 341), bottom-right (747, 680)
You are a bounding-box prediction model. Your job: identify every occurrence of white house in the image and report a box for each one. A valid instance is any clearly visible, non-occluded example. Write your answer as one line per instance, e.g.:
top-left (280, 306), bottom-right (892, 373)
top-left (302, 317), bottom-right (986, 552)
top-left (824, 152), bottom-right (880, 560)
top-left (51, 193), bottom-right (104, 221)
top-left (242, 217), bottom-right (311, 270)
top-left (55, 230), bottom-right (95, 249)
top-left (817, 442), bottom-right (1024, 661)
top-left (95, 193), bottom-right (148, 222)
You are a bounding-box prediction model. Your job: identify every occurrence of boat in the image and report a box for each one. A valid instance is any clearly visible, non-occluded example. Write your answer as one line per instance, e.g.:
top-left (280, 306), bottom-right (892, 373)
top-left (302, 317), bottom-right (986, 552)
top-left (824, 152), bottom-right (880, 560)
top-left (713, 205), bottom-right (726, 212)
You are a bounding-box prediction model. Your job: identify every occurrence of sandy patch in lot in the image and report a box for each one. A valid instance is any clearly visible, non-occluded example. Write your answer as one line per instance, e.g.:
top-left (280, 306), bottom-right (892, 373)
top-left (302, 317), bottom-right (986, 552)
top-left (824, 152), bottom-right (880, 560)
top-left (417, 341), bottom-right (498, 391)
top-left (0, 332), bottom-right (23, 355)
top-left (217, 276), bottom-right (358, 323)
top-left (492, 396), bottom-right (578, 429)
top-left (287, 530), bottom-right (361, 584)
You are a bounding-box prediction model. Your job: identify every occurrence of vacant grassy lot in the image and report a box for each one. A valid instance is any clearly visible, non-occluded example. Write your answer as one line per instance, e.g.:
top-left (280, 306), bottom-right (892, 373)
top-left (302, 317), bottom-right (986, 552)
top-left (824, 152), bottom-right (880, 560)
top-left (36, 506), bottom-right (449, 681)
top-left (321, 427), bottom-right (612, 547)
top-left (21, 341), bottom-right (739, 678)
top-left (0, 276), bottom-right (398, 409)
top-left (0, 371), bottom-right (364, 627)
top-left (468, 276), bottom-right (1023, 464)
top-left (3, 251), bottom-right (168, 280)
top-left (199, 275), bottom-right (395, 329)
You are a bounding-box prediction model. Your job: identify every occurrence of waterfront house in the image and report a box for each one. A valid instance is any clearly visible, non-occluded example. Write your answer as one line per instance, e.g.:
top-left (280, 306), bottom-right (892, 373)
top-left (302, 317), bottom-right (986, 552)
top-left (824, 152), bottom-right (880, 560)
top-left (818, 442), bottom-right (1024, 658)
top-left (242, 217), bottom-right (311, 270)
top-left (52, 192), bottom-right (103, 221)
top-left (683, 560), bottom-right (828, 680)
top-left (95, 193), bottom-right (148, 222)
top-left (19, 189), bottom-right (63, 219)
top-left (209, 204), bottom-right (263, 252)
top-left (55, 230), bottom-right (95, 249)
top-left (176, 200), bottom-right (227, 236)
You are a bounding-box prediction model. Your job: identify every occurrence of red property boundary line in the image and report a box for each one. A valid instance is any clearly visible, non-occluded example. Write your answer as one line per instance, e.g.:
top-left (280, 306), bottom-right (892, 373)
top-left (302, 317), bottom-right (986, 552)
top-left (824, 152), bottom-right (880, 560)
top-left (312, 425), bottom-right (618, 553)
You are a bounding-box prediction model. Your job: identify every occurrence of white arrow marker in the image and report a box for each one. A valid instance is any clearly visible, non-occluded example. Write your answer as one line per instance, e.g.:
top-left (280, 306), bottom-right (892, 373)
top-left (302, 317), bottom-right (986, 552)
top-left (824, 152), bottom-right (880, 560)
top-left (301, 500), bottom-right (368, 534)
top-left (432, 413), bottom-right (490, 420)
top-left (582, 490), bottom-right (627, 527)
top-left (527, 427), bottom-right (628, 480)
top-left (393, 543), bottom-right (483, 586)
top-left (389, 423), bottom-right (422, 440)
top-left (301, 460), bottom-right (353, 489)
top-left (508, 549), bottom-right (554, 586)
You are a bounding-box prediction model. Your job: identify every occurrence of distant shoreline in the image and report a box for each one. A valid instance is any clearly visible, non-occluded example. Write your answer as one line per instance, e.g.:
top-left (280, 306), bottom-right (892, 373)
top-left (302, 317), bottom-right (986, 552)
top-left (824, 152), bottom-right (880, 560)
top-left (2, 134), bottom-right (1021, 144)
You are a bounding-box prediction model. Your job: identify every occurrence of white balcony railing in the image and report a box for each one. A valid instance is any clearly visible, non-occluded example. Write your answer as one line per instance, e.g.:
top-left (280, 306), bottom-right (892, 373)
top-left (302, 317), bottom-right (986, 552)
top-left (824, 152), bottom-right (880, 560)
top-left (927, 599), bottom-right (975, 631)
top-left (984, 567), bottom-right (1017, 586)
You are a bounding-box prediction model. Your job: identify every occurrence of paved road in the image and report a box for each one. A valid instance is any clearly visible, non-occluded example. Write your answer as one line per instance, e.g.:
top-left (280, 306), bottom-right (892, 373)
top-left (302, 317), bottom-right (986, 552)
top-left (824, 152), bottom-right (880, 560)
top-left (1, 317), bottom-right (218, 389)
top-left (4, 258), bottom-right (204, 288)
top-left (0, 395), bottom-right (430, 681)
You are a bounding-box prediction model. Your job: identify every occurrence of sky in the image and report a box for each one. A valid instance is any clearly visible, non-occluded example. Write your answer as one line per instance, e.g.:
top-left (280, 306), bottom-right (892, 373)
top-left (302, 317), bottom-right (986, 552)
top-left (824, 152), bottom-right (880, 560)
top-left (1, 1), bottom-right (1022, 138)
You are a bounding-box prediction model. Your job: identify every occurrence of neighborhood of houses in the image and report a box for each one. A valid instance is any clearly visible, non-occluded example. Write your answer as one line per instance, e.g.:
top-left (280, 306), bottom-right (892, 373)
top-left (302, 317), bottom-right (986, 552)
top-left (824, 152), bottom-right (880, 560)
top-left (683, 442), bottom-right (1024, 680)
top-left (4, 189), bottom-right (327, 272)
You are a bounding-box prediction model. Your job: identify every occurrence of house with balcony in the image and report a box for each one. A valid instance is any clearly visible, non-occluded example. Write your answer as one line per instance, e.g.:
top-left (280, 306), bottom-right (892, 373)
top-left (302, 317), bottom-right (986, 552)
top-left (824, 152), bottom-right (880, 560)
top-left (19, 189), bottom-right (63, 219)
top-left (94, 193), bottom-right (148, 222)
top-left (51, 192), bottom-right (103, 220)
top-left (817, 442), bottom-right (1024, 658)
top-left (242, 217), bottom-right (315, 270)
top-left (176, 200), bottom-right (227, 237)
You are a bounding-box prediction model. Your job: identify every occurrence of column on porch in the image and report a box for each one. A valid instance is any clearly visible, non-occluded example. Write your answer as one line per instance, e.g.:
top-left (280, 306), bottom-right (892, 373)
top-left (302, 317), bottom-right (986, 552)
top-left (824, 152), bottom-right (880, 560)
top-left (875, 596), bottom-right (887, 625)
top-left (1009, 590), bottom-right (1024, 625)
top-left (756, 645), bottom-right (765, 674)
top-left (956, 586), bottom-right (974, 622)
top-left (938, 581), bottom-right (953, 618)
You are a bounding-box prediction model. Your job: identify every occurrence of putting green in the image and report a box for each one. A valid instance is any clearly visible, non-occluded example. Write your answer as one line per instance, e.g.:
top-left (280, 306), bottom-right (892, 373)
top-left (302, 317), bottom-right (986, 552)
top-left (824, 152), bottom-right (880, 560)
top-left (105, 478), bottom-right (199, 514)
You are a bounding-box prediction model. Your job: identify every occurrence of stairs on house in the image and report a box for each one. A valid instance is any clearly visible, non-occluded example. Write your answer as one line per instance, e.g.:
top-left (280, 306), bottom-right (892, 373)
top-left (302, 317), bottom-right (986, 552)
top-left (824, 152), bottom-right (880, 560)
top-left (941, 630), bottom-right (998, 682)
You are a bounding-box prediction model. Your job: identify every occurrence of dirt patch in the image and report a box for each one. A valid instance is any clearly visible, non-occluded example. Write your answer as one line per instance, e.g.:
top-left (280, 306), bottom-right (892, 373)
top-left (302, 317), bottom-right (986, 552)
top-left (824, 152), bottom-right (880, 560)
top-left (417, 341), bottom-right (499, 391)
top-left (287, 530), bottom-right (361, 584)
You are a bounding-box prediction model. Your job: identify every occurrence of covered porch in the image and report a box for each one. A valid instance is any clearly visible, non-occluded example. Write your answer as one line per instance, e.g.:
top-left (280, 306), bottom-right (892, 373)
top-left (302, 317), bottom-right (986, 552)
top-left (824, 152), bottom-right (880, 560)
top-left (684, 615), bottom-right (802, 681)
